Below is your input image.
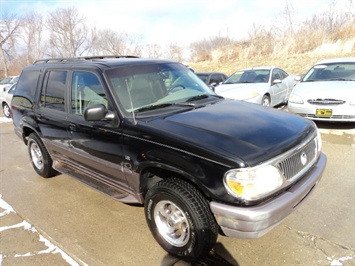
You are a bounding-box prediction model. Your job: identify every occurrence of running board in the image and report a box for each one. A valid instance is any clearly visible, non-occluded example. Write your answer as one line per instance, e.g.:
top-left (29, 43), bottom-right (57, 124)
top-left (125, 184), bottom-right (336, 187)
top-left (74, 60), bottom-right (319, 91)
top-left (53, 160), bottom-right (142, 204)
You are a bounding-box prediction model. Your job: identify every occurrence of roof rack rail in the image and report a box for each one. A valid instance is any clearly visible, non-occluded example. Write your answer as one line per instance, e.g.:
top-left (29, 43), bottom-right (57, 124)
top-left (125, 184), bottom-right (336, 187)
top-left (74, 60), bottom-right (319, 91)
top-left (32, 55), bottom-right (139, 64)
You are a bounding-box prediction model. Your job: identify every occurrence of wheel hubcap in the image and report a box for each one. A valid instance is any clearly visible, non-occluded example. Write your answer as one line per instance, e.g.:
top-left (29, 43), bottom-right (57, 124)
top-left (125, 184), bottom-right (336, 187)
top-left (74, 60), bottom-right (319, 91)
top-left (3, 105), bottom-right (10, 117)
top-left (30, 142), bottom-right (44, 170)
top-left (263, 98), bottom-right (270, 106)
top-left (154, 200), bottom-right (190, 247)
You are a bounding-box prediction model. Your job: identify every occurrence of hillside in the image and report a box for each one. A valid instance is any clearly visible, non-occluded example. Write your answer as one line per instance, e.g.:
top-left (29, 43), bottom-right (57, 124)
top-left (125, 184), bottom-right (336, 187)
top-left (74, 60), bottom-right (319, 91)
top-left (189, 39), bottom-right (355, 76)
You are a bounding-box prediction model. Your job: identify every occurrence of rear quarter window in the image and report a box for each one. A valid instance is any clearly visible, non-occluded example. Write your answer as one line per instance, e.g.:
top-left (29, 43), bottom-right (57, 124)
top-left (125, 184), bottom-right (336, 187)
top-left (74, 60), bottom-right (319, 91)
top-left (12, 70), bottom-right (40, 107)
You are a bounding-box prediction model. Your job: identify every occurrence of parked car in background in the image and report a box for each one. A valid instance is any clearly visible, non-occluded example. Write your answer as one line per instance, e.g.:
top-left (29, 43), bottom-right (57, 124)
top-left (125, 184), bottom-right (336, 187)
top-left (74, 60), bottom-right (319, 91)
top-left (288, 57), bottom-right (355, 122)
top-left (196, 72), bottom-right (228, 88)
top-left (215, 67), bottom-right (298, 107)
top-left (0, 75), bottom-right (19, 92)
top-left (1, 83), bottom-right (16, 118)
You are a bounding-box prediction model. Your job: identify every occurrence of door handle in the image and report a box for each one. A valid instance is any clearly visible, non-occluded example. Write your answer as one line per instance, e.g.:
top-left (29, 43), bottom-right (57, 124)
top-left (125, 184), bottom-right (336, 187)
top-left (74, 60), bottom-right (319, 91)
top-left (68, 124), bottom-right (78, 132)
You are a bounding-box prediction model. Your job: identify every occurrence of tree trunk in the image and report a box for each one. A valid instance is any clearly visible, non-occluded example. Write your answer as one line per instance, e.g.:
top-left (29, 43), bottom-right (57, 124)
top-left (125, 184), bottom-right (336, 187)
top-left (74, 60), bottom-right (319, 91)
top-left (0, 46), bottom-right (8, 77)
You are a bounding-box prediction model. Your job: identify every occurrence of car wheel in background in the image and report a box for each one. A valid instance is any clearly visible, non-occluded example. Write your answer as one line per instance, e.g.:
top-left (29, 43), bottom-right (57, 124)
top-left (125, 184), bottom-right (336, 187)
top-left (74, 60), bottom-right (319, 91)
top-left (262, 95), bottom-right (271, 107)
top-left (2, 103), bottom-right (11, 118)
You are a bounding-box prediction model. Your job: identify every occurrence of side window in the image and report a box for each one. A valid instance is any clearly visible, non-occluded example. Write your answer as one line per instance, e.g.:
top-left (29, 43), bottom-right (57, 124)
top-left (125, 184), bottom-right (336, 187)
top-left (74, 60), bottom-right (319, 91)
top-left (272, 69), bottom-right (282, 82)
top-left (71, 72), bottom-right (107, 116)
top-left (213, 74), bottom-right (225, 84)
top-left (278, 69), bottom-right (288, 79)
top-left (12, 70), bottom-right (40, 107)
top-left (41, 71), bottom-right (67, 111)
top-left (210, 74), bottom-right (218, 84)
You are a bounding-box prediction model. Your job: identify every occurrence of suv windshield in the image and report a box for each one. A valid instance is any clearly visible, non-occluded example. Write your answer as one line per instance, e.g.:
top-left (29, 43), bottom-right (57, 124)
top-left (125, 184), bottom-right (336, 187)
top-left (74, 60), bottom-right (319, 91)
top-left (105, 63), bottom-right (215, 113)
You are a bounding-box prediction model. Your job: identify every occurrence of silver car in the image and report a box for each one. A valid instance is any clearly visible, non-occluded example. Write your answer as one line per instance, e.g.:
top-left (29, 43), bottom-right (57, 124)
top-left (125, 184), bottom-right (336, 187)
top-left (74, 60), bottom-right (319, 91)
top-left (288, 57), bottom-right (355, 122)
top-left (215, 66), bottom-right (298, 107)
top-left (1, 83), bottom-right (16, 118)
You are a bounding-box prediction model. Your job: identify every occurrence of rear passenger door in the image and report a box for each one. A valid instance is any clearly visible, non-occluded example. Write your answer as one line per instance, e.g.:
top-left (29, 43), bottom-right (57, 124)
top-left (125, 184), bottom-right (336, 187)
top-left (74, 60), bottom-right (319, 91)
top-left (66, 71), bottom-right (128, 187)
top-left (35, 70), bottom-right (70, 159)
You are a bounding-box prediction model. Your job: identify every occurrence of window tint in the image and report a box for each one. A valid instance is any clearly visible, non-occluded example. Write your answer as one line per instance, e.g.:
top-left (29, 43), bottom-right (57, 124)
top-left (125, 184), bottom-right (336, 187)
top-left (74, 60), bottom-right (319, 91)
top-left (71, 72), bottom-right (107, 115)
top-left (211, 74), bottom-right (225, 84)
top-left (279, 69), bottom-right (288, 79)
top-left (272, 69), bottom-right (282, 81)
top-left (41, 71), bottom-right (67, 111)
top-left (12, 70), bottom-right (40, 107)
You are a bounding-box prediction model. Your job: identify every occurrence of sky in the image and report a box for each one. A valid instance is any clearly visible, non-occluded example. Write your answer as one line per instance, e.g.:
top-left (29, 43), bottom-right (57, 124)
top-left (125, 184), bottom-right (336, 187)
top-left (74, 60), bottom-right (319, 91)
top-left (0, 0), bottom-right (349, 48)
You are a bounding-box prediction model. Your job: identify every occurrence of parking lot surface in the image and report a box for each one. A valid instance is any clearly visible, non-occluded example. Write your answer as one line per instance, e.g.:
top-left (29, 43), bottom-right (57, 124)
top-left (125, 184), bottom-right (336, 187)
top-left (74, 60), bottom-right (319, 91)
top-left (0, 114), bottom-right (354, 265)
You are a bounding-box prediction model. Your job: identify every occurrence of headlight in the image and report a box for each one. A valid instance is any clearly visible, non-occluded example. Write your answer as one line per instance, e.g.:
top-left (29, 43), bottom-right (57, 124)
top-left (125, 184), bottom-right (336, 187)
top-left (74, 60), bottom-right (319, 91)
top-left (289, 93), bottom-right (303, 104)
top-left (224, 165), bottom-right (284, 201)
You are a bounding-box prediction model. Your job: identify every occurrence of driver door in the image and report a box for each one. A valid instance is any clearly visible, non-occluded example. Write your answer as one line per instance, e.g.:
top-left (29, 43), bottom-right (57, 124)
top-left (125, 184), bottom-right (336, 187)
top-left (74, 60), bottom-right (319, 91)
top-left (67, 71), bottom-right (128, 187)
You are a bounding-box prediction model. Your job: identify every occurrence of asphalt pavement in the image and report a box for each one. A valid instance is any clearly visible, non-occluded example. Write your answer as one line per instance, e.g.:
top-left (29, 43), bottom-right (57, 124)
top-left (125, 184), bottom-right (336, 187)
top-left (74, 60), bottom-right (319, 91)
top-left (0, 113), bottom-right (354, 266)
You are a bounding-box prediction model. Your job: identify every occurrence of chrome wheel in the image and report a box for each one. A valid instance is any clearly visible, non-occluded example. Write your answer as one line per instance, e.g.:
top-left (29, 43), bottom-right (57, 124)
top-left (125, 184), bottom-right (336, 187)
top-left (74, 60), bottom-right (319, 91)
top-left (154, 200), bottom-right (190, 247)
top-left (3, 103), bottom-right (11, 118)
top-left (30, 142), bottom-right (44, 171)
top-left (262, 95), bottom-right (271, 106)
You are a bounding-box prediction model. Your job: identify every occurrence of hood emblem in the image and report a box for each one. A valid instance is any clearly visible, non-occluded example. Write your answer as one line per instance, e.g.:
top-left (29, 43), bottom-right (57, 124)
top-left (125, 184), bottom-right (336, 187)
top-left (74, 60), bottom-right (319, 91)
top-left (300, 152), bottom-right (308, 166)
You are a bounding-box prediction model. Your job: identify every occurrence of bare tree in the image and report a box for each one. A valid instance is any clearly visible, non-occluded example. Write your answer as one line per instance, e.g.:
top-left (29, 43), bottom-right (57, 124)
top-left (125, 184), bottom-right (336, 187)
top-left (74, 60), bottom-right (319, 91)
top-left (281, 0), bottom-right (295, 35)
top-left (0, 12), bottom-right (22, 77)
top-left (190, 35), bottom-right (234, 62)
top-left (46, 7), bottom-right (88, 57)
top-left (93, 29), bottom-right (142, 56)
top-left (165, 42), bottom-right (183, 61)
top-left (22, 12), bottom-right (44, 65)
top-left (144, 43), bottom-right (163, 58)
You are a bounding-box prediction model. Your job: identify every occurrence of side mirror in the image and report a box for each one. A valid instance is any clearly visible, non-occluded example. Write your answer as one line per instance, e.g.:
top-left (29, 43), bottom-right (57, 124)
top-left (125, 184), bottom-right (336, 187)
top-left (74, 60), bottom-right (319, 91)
top-left (272, 79), bottom-right (282, 84)
top-left (84, 104), bottom-right (115, 121)
top-left (295, 76), bottom-right (301, 82)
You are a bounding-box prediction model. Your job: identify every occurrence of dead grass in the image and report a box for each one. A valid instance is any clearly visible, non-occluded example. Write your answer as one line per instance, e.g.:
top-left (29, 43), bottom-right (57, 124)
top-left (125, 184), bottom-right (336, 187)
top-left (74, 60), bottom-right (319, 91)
top-left (189, 43), bottom-right (354, 76)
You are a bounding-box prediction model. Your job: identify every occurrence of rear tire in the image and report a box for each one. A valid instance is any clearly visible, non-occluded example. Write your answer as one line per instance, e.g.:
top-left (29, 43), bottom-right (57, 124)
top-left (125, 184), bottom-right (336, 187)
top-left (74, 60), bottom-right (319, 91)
top-left (28, 133), bottom-right (57, 178)
top-left (144, 177), bottom-right (218, 262)
top-left (3, 103), bottom-right (11, 118)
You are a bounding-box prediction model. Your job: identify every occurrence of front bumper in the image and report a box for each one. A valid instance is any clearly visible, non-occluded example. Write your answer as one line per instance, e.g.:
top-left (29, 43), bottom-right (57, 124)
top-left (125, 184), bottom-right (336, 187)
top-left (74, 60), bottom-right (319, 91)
top-left (210, 153), bottom-right (327, 239)
top-left (287, 103), bottom-right (355, 122)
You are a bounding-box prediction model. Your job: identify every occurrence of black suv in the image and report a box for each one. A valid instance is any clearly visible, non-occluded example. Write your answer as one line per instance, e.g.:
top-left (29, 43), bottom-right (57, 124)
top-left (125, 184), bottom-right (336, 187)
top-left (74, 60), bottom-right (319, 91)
top-left (12, 56), bottom-right (327, 261)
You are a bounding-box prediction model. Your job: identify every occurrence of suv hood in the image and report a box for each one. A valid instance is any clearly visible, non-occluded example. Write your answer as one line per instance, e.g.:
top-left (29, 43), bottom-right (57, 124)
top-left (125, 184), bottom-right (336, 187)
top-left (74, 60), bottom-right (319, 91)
top-left (144, 100), bottom-right (314, 167)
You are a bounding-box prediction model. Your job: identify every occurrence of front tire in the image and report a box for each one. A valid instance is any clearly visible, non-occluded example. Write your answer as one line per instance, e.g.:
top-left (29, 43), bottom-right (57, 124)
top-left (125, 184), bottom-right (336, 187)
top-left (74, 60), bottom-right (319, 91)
top-left (28, 133), bottom-right (57, 178)
top-left (261, 94), bottom-right (271, 107)
top-left (144, 177), bottom-right (218, 262)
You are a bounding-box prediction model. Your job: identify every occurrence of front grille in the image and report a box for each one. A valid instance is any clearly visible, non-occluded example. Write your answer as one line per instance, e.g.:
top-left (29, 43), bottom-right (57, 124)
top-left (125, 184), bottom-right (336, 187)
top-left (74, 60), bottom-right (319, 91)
top-left (277, 138), bottom-right (317, 183)
top-left (308, 98), bottom-right (346, 105)
top-left (299, 114), bottom-right (355, 120)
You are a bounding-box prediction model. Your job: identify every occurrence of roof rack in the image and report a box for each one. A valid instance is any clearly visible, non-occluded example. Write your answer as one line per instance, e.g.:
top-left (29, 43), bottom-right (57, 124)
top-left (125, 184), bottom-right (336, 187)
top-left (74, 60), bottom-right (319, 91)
top-left (32, 55), bottom-right (139, 64)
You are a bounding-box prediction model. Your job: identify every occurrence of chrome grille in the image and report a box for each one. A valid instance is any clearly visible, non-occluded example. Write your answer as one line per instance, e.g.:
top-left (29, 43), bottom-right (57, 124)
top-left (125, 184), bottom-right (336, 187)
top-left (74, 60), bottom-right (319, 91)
top-left (307, 98), bottom-right (346, 105)
top-left (299, 114), bottom-right (355, 120)
top-left (277, 139), bottom-right (317, 182)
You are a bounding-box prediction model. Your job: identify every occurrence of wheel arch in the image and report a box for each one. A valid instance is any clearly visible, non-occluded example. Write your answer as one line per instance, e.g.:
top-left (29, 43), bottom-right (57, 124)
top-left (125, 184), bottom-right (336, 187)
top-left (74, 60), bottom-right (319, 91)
top-left (138, 163), bottom-right (214, 203)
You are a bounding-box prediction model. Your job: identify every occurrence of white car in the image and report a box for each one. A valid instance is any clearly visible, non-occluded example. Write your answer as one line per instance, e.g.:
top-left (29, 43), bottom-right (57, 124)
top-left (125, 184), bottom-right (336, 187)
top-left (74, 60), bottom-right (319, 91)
top-left (215, 67), bottom-right (298, 107)
top-left (1, 83), bottom-right (16, 118)
top-left (0, 75), bottom-right (19, 92)
top-left (288, 57), bottom-right (355, 122)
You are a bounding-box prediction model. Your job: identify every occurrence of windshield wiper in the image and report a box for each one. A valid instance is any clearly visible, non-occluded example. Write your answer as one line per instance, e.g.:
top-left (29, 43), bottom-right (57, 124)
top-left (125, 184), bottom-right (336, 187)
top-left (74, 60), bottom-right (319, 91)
top-left (134, 102), bottom-right (196, 113)
top-left (185, 94), bottom-right (209, 102)
top-left (330, 78), bottom-right (349, 81)
top-left (134, 103), bottom-right (173, 113)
